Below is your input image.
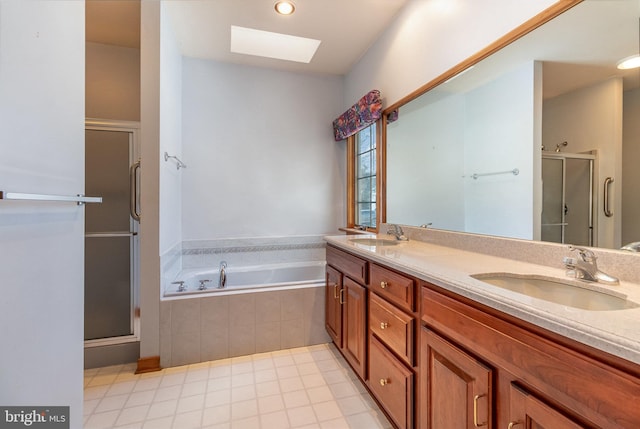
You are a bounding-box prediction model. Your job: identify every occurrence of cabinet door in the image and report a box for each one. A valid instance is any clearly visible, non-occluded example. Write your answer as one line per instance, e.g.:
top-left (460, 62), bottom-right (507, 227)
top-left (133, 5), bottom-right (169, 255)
top-left (420, 327), bottom-right (493, 429)
top-left (508, 384), bottom-right (589, 429)
top-left (369, 336), bottom-right (414, 429)
top-left (325, 266), bottom-right (342, 348)
top-left (343, 277), bottom-right (367, 379)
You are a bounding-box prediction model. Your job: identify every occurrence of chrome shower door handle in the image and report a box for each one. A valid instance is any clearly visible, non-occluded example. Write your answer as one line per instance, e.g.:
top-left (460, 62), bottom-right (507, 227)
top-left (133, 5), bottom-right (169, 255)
top-left (604, 177), bottom-right (614, 218)
top-left (130, 160), bottom-right (141, 221)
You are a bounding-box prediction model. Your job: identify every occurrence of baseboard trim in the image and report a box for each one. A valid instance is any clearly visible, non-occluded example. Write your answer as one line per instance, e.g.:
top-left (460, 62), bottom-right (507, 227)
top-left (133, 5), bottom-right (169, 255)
top-left (135, 356), bottom-right (161, 374)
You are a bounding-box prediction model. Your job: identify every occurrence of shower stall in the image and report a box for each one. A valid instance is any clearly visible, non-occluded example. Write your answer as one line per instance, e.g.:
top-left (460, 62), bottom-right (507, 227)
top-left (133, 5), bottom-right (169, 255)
top-left (84, 120), bottom-right (140, 355)
top-left (541, 153), bottom-right (595, 246)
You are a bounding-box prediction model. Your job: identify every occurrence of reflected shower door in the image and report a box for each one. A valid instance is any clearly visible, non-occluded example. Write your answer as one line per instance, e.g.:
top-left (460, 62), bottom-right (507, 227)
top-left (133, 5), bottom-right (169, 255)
top-left (541, 158), bottom-right (564, 243)
top-left (541, 154), bottom-right (593, 246)
top-left (85, 127), bottom-right (139, 341)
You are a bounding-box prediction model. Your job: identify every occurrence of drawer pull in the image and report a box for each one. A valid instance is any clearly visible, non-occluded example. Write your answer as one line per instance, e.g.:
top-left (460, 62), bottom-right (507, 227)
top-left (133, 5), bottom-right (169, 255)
top-left (339, 288), bottom-right (345, 305)
top-left (507, 422), bottom-right (521, 429)
top-left (380, 281), bottom-right (388, 289)
top-left (379, 378), bottom-right (390, 386)
top-left (380, 322), bottom-right (389, 330)
top-left (473, 394), bottom-right (487, 427)
top-left (333, 284), bottom-right (339, 299)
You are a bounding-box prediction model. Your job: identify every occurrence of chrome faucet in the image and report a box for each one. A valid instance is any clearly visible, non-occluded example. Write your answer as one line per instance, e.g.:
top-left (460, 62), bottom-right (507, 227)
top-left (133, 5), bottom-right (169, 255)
top-left (172, 280), bottom-right (186, 292)
top-left (218, 261), bottom-right (227, 289)
top-left (198, 279), bottom-right (211, 290)
top-left (387, 224), bottom-right (408, 241)
top-left (563, 245), bottom-right (619, 285)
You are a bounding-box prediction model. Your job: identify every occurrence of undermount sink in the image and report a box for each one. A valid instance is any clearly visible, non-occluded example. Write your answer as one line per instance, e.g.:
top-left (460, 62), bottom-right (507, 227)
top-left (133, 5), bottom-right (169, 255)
top-left (349, 238), bottom-right (400, 247)
top-left (471, 273), bottom-right (639, 311)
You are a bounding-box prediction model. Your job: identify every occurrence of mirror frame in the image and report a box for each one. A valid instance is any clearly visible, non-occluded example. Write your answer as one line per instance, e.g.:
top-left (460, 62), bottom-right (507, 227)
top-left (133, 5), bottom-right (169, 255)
top-left (379, 0), bottom-right (584, 229)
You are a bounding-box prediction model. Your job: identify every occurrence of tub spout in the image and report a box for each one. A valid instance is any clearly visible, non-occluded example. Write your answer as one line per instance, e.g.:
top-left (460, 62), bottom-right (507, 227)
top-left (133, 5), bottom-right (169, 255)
top-left (219, 261), bottom-right (227, 288)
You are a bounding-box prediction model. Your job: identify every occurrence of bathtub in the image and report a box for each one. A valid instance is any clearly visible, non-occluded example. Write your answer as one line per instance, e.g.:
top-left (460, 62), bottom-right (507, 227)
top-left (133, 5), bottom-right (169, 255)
top-left (164, 260), bottom-right (326, 298)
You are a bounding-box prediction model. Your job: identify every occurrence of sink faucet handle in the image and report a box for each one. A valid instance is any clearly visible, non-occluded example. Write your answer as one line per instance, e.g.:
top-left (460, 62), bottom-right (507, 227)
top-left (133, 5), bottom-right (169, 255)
top-left (568, 245), bottom-right (596, 262)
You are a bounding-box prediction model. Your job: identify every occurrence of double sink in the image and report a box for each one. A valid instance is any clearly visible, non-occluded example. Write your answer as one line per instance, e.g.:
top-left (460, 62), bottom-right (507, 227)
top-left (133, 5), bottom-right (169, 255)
top-left (346, 236), bottom-right (638, 312)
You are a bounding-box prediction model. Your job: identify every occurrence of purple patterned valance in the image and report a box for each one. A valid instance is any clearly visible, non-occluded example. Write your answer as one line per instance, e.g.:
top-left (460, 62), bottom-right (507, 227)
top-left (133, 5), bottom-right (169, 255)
top-left (332, 90), bottom-right (382, 141)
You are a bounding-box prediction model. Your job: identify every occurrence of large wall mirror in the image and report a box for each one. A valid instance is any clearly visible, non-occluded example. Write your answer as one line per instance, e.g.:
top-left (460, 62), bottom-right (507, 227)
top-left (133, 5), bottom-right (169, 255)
top-left (384, 0), bottom-right (640, 251)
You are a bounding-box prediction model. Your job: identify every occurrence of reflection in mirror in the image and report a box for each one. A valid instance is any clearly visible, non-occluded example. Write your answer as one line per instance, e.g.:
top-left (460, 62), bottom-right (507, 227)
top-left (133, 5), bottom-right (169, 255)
top-left (385, 0), bottom-right (640, 250)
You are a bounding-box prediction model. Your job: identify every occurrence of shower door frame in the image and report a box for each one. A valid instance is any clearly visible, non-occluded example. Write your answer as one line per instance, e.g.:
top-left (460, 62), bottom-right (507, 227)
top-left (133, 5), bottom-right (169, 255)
top-left (541, 152), bottom-right (595, 246)
top-left (84, 118), bottom-right (141, 348)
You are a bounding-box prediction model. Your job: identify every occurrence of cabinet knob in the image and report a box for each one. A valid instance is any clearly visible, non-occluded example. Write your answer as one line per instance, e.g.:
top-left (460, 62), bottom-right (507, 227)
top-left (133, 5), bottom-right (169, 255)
top-left (380, 322), bottom-right (389, 330)
top-left (379, 378), bottom-right (389, 386)
top-left (380, 281), bottom-right (388, 289)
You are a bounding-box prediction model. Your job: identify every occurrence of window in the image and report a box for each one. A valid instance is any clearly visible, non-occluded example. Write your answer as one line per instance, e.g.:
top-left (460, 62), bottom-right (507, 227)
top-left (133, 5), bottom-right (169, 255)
top-left (348, 123), bottom-right (378, 230)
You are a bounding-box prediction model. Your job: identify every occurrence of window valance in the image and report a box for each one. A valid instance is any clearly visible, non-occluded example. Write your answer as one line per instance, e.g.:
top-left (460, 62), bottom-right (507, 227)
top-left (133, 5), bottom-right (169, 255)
top-left (332, 90), bottom-right (382, 141)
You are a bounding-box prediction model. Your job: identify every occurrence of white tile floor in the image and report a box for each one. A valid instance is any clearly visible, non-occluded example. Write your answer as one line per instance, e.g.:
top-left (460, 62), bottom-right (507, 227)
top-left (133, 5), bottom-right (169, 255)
top-left (84, 343), bottom-right (393, 429)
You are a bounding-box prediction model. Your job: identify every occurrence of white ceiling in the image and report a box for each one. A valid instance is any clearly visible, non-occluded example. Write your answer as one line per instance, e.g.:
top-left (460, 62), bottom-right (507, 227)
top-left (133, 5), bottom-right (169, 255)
top-left (85, 0), bottom-right (408, 76)
top-left (163, 0), bottom-right (408, 75)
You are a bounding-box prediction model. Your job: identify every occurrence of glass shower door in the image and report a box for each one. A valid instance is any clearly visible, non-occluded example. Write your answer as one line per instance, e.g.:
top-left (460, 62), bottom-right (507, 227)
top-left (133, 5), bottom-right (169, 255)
top-left (84, 128), bottom-right (139, 342)
top-left (541, 157), bottom-right (565, 243)
top-left (541, 154), bottom-right (593, 246)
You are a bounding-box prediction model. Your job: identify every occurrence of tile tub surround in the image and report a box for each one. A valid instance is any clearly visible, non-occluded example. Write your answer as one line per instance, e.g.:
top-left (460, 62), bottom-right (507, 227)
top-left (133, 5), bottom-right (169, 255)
top-left (327, 230), bottom-right (640, 365)
top-left (160, 286), bottom-right (330, 368)
top-left (162, 235), bottom-right (327, 296)
top-left (180, 235), bottom-right (327, 270)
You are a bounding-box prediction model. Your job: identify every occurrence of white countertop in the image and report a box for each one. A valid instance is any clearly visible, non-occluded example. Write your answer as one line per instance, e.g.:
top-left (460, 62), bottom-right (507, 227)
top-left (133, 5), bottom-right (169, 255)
top-left (325, 234), bottom-right (640, 365)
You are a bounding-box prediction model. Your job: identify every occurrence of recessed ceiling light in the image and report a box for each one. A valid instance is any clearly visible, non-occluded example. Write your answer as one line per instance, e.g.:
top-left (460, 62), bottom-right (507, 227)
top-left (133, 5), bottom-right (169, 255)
top-left (617, 54), bottom-right (640, 70)
top-left (275, 1), bottom-right (295, 16)
top-left (230, 25), bottom-right (321, 63)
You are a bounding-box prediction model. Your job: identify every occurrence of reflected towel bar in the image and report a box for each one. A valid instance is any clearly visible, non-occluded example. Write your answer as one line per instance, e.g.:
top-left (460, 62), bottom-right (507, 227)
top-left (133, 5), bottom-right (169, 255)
top-left (0, 191), bottom-right (102, 205)
top-left (468, 168), bottom-right (519, 180)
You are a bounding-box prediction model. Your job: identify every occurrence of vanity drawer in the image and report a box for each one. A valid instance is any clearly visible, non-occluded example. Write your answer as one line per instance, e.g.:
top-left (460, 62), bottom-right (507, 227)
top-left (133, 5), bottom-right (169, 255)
top-left (326, 245), bottom-right (368, 284)
top-left (369, 292), bottom-right (414, 366)
top-left (369, 335), bottom-right (413, 429)
top-left (370, 263), bottom-right (415, 311)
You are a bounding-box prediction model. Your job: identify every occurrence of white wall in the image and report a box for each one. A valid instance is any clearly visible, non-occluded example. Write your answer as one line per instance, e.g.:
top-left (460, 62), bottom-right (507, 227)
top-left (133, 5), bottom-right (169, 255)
top-left (86, 42), bottom-right (141, 121)
top-left (0, 1), bottom-right (85, 426)
top-left (159, 5), bottom-right (183, 255)
top-left (387, 93), bottom-right (466, 229)
top-left (464, 62), bottom-right (537, 239)
top-left (344, 0), bottom-right (558, 109)
top-left (623, 88), bottom-right (640, 245)
top-left (543, 78), bottom-right (623, 248)
top-left (386, 62), bottom-right (538, 239)
top-left (181, 58), bottom-right (345, 239)
top-left (139, 1), bottom-right (161, 360)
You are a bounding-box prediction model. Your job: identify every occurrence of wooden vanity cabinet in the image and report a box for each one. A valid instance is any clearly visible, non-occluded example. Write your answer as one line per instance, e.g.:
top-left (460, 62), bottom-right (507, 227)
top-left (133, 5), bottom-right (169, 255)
top-left (367, 264), bottom-right (418, 429)
top-left (326, 246), bottom-right (419, 428)
top-left (420, 283), bottom-right (640, 429)
top-left (325, 245), bottom-right (368, 379)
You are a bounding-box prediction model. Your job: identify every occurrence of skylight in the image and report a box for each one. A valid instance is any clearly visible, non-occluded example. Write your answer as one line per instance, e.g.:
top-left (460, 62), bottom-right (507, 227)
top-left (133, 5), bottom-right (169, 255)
top-left (230, 25), bottom-right (321, 64)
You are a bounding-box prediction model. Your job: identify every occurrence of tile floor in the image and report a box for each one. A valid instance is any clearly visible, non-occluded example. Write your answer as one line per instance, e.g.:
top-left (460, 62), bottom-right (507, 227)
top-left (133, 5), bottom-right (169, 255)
top-left (83, 343), bottom-right (393, 429)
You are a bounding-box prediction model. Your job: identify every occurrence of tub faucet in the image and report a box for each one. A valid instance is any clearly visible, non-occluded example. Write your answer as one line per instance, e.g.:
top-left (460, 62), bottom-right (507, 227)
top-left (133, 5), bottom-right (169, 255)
top-left (387, 224), bottom-right (408, 241)
top-left (172, 280), bottom-right (186, 292)
top-left (562, 245), bottom-right (619, 285)
top-left (218, 261), bottom-right (227, 289)
top-left (198, 279), bottom-right (211, 290)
